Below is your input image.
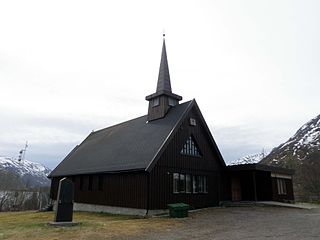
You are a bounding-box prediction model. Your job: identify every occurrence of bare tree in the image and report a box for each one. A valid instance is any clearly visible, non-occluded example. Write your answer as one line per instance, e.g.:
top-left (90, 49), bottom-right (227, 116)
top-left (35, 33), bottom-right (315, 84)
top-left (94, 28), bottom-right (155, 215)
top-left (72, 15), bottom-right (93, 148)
top-left (0, 191), bottom-right (10, 211)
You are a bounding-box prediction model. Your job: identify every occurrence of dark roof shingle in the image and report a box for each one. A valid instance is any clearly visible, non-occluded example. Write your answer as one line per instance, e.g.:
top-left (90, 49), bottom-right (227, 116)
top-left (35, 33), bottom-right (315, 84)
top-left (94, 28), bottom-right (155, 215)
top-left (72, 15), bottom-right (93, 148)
top-left (49, 101), bottom-right (193, 177)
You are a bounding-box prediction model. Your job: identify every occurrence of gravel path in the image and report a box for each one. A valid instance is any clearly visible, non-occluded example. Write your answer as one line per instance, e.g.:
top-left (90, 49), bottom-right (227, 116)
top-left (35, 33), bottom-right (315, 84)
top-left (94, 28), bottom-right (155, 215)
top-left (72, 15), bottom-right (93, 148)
top-left (135, 206), bottom-right (320, 240)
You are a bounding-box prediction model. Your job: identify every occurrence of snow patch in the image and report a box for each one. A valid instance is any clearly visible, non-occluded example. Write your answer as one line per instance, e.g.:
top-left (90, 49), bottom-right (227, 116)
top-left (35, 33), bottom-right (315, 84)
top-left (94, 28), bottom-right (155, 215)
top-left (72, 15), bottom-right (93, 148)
top-left (229, 151), bottom-right (269, 166)
top-left (0, 156), bottom-right (51, 187)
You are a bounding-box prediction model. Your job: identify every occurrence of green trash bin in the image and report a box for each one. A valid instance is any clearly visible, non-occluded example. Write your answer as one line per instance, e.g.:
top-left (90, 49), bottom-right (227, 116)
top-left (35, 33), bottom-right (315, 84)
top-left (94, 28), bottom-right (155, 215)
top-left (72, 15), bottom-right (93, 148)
top-left (167, 203), bottom-right (189, 218)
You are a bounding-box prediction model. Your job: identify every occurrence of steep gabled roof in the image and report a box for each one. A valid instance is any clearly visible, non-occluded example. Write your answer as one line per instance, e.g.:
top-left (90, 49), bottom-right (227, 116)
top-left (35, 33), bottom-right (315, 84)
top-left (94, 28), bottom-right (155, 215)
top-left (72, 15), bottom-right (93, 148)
top-left (49, 100), bottom-right (193, 177)
top-left (145, 99), bottom-right (226, 171)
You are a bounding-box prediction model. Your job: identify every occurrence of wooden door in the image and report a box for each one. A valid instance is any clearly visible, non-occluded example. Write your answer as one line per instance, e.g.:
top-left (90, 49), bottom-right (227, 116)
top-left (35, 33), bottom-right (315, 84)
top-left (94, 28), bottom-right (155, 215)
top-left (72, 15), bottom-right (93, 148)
top-left (231, 177), bottom-right (241, 201)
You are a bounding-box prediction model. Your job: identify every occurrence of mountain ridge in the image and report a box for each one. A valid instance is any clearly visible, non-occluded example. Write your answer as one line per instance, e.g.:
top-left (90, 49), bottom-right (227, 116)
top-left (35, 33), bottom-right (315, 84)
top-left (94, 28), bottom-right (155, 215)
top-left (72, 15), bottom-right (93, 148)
top-left (0, 156), bottom-right (51, 189)
top-left (260, 114), bottom-right (320, 200)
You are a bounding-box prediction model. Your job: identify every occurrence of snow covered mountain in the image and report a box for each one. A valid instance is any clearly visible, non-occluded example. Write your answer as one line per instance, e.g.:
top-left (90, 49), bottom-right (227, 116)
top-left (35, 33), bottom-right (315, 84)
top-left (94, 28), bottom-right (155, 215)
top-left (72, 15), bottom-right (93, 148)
top-left (0, 156), bottom-right (51, 188)
top-left (229, 151), bottom-right (269, 166)
top-left (260, 114), bottom-right (320, 200)
top-left (261, 114), bottom-right (320, 166)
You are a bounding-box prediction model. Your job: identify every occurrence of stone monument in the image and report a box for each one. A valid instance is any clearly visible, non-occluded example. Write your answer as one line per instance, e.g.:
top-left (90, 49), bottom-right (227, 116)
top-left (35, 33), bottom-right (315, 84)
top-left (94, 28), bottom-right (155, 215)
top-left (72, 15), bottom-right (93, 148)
top-left (49, 177), bottom-right (79, 226)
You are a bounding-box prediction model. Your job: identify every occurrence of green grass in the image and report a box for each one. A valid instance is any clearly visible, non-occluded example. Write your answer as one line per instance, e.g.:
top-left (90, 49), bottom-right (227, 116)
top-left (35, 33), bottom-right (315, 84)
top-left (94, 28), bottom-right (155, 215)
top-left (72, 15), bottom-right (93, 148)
top-left (0, 211), bottom-right (180, 240)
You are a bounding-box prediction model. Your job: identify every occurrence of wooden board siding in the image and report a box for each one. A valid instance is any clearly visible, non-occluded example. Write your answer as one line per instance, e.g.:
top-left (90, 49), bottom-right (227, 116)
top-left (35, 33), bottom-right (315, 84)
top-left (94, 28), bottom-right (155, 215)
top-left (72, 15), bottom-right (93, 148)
top-left (149, 106), bottom-right (224, 209)
top-left (147, 95), bottom-right (171, 121)
top-left (50, 172), bottom-right (148, 209)
top-left (255, 171), bottom-right (273, 201)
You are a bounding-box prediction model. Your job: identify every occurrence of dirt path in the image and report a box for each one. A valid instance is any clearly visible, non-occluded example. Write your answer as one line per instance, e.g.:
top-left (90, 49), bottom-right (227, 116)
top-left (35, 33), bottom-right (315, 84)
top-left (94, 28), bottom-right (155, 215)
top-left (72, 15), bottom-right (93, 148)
top-left (134, 206), bottom-right (320, 240)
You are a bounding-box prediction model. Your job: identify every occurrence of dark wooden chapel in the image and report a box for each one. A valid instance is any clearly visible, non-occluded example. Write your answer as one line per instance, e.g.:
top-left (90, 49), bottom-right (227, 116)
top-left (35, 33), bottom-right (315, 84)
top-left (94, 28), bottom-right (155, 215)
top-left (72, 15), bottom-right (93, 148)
top-left (49, 36), bottom-right (294, 215)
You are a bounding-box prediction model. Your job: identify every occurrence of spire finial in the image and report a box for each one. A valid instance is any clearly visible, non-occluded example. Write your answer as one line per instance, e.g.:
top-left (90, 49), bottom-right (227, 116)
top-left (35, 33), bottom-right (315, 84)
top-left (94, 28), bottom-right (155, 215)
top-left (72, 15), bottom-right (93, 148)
top-left (163, 29), bottom-right (165, 38)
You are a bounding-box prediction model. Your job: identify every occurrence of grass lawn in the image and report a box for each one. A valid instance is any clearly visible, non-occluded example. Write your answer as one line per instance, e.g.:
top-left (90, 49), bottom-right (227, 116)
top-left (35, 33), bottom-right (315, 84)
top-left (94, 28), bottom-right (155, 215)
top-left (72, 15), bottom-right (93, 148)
top-left (0, 211), bottom-right (179, 240)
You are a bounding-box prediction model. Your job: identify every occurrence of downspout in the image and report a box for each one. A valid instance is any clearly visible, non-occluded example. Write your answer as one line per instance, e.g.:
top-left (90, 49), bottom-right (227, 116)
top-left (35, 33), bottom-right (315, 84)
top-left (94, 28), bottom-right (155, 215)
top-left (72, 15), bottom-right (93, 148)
top-left (146, 171), bottom-right (150, 216)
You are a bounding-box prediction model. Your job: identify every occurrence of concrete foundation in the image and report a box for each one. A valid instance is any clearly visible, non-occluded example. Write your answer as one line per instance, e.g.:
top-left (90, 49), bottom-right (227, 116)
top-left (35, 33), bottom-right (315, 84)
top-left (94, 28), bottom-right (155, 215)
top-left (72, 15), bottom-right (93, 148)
top-left (53, 201), bottom-right (168, 216)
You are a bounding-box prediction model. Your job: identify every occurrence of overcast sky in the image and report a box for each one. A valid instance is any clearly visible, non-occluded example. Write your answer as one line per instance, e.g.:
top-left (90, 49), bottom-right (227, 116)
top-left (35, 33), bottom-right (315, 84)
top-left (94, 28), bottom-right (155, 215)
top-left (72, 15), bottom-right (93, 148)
top-left (1, 0), bottom-right (319, 169)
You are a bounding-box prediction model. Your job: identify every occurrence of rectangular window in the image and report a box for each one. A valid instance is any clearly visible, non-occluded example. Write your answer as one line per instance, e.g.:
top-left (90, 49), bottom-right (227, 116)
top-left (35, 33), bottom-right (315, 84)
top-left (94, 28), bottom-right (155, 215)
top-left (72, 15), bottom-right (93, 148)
top-left (179, 174), bottom-right (186, 193)
top-left (169, 98), bottom-right (176, 106)
top-left (88, 175), bottom-right (93, 191)
top-left (186, 174), bottom-right (192, 193)
top-left (173, 173), bottom-right (179, 193)
top-left (277, 178), bottom-right (287, 195)
top-left (193, 176), bottom-right (198, 193)
top-left (152, 97), bottom-right (159, 107)
top-left (98, 175), bottom-right (103, 191)
top-left (174, 173), bottom-right (208, 194)
top-left (197, 176), bottom-right (203, 193)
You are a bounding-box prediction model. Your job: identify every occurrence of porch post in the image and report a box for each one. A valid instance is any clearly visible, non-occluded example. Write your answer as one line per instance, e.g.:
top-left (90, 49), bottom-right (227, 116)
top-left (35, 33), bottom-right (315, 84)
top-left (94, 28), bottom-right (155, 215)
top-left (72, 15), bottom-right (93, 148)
top-left (252, 171), bottom-right (257, 201)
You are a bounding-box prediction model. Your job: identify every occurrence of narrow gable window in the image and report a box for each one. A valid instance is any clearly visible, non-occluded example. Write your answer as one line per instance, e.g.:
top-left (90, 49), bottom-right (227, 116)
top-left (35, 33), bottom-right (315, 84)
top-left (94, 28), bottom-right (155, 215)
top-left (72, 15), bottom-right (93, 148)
top-left (180, 136), bottom-right (201, 156)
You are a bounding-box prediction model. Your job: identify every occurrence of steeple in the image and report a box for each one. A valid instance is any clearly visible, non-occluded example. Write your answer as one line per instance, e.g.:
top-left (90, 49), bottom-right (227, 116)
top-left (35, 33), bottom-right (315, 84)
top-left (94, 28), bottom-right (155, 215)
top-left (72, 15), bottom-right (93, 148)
top-left (156, 35), bottom-right (172, 93)
top-left (146, 34), bottom-right (182, 122)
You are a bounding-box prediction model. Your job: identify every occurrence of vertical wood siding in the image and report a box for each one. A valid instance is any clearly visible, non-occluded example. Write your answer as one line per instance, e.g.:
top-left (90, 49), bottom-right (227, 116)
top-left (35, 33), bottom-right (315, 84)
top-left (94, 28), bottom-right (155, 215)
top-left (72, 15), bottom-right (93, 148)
top-left (149, 106), bottom-right (224, 209)
top-left (51, 172), bottom-right (148, 209)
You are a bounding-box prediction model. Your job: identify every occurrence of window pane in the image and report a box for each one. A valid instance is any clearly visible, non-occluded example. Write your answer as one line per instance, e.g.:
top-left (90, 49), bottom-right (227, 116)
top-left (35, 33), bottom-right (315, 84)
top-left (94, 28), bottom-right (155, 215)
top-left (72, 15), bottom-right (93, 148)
top-left (153, 97), bottom-right (159, 107)
top-left (179, 174), bottom-right (186, 193)
top-left (193, 176), bottom-right (198, 193)
top-left (282, 180), bottom-right (287, 194)
top-left (277, 178), bottom-right (287, 195)
top-left (186, 174), bottom-right (192, 193)
top-left (173, 173), bottom-right (179, 193)
top-left (196, 176), bottom-right (202, 193)
top-left (169, 98), bottom-right (176, 106)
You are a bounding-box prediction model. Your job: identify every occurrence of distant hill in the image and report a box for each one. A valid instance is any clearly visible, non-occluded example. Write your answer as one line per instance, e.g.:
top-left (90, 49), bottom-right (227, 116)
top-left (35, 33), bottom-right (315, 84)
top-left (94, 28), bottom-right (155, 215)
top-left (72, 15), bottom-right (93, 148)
top-left (229, 151), bottom-right (269, 166)
top-left (0, 156), bottom-right (51, 190)
top-left (261, 114), bottom-right (320, 200)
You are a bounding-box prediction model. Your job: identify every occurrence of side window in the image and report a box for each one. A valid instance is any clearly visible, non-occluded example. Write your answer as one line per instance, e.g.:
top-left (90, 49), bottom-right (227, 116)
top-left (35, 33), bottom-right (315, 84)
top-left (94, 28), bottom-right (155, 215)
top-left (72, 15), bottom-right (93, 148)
top-left (193, 176), bottom-right (198, 193)
top-left (277, 178), bottom-right (287, 195)
top-left (152, 97), bottom-right (159, 107)
top-left (186, 174), bottom-right (192, 193)
top-left (179, 174), bottom-right (186, 193)
top-left (168, 98), bottom-right (177, 106)
top-left (174, 173), bottom-right (208, 194)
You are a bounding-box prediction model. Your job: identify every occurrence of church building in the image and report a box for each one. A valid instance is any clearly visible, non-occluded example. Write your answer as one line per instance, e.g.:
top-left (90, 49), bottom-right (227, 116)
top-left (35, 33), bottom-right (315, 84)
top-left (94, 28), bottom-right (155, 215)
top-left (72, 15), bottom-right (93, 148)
top-left (49, 36), bottom-right (294, 215)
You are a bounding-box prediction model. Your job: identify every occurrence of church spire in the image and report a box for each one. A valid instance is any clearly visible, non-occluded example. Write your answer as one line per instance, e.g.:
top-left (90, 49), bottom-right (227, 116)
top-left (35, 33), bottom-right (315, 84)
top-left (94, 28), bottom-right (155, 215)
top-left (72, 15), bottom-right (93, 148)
top-left (156, 34), bottom-right (172, 93)
top-left (145, 34), bottom-right (182, 122)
